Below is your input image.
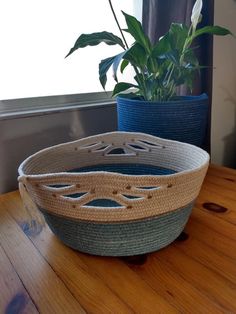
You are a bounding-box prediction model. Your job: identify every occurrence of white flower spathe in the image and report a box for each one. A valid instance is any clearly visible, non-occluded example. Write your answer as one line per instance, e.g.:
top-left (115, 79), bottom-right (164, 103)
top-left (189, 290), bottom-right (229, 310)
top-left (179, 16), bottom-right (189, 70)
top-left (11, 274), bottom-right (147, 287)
top-left (191, 0), bottom-right (203, 31)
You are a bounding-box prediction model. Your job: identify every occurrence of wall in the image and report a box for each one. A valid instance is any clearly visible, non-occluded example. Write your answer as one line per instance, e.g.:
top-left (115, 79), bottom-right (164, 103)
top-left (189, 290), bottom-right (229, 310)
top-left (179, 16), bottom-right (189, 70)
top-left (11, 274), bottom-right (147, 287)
top-left (211, 0), bottom-right (236, 167)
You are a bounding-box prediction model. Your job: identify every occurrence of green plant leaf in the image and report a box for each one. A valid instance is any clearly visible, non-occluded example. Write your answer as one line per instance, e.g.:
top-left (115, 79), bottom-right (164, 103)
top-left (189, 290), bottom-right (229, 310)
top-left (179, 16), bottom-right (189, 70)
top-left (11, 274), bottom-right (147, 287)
top-left (99, 54), bottom-right (123, 89)
top-left (147, 56), bottom-right (158, 73)
top-left (123, 43), bottom-right (147, 69)
top-left (112, 52), bottom-right (126, 82)
top-left (182, 69), bottom-right (195, 91)
top-left (112, 82), bottom-right (138, 96)
top-left (120, 59), bottom-right (129, 73)
top-left (193, 25), bottom-right (232, 38)
top-left (65, 32), bottom-right (125, 58)
top-left (183, 47), bottom-right (199, 66)
top-left (168, 23), bottom-right (189, 52)
top-left (122, 11), bottom-right (151, 52)
top-left (99, 56), bottom-right (116, 89)
top-left (118, 92), bottom-right (140, 99)
top-left (152, 23), bottom-right (188, 60)
top-left (152, 33), bottom-right (171, 57)
top-left (159, 49), bottom-right (179, 65)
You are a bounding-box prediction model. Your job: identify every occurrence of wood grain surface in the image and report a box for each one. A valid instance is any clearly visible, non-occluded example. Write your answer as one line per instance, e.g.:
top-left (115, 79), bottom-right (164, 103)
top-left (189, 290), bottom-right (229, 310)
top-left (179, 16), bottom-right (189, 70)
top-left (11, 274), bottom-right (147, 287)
top-left (1, 164), bottom-right (236, 313)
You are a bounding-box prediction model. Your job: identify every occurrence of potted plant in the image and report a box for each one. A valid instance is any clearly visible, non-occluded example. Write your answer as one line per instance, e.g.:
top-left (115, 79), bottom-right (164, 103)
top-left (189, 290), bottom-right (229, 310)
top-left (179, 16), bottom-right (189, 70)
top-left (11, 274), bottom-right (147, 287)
top-left (66, 0), bottom-right (231, 147)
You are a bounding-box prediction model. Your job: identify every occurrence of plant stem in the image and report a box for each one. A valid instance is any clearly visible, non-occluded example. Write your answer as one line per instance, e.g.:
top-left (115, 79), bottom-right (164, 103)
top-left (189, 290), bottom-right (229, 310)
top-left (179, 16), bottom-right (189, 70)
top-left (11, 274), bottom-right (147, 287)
top-left (166, 64), bottom-right (175, 87)
top-left (108, 0), bottom-right (129, 49)
top-left (180, 25), bottom-right (193, 65)
top-left (108, 0), bottom-right (149, 100)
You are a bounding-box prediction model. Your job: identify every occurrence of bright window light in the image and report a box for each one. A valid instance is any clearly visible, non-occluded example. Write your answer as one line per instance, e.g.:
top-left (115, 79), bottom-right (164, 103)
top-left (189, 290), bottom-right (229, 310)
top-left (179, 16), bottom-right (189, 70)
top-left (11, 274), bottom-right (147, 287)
top-left (0, 0), bottom-right (142, 100)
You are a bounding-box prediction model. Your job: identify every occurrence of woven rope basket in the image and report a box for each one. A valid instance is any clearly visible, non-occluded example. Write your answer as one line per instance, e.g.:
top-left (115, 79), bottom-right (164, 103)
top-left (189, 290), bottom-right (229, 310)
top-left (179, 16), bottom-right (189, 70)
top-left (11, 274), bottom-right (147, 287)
top-left (18, 132), bottom-right (209, 256)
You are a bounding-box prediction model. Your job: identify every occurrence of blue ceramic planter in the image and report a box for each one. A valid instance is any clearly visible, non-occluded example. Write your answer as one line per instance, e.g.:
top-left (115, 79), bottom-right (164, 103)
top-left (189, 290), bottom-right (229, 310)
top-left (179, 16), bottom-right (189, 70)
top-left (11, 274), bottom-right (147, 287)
top-left (117, 94), bottom-right (209, 147)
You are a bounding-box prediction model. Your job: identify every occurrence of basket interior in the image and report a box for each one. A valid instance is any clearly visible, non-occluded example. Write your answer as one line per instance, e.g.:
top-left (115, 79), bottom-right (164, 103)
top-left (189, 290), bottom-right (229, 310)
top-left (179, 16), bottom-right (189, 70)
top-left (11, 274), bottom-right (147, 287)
top-left (60, 163), bottom-right (174, 207)
top-left (69, 163), bottom-right (176, 176)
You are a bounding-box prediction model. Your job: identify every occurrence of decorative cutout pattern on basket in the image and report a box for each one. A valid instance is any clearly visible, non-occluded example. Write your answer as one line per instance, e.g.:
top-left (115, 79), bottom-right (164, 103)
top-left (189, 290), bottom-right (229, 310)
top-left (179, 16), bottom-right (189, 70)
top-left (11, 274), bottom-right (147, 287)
top-left (77, 137), bottom-right (165, 157)
top-left (35, 177), bottom-right (166, 210)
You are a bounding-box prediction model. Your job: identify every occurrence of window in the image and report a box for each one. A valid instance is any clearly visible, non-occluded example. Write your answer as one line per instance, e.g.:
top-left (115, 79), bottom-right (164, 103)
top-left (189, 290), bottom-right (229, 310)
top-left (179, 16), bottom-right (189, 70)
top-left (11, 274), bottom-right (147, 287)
top-left (0, 0), bottom-right (142, 101)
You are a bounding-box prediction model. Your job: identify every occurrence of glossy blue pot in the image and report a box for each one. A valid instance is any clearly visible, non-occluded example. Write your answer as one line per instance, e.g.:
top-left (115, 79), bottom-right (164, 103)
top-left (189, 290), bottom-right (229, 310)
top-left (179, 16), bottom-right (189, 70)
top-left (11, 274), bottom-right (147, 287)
top-left (117, 94), bottom-right (209, 147)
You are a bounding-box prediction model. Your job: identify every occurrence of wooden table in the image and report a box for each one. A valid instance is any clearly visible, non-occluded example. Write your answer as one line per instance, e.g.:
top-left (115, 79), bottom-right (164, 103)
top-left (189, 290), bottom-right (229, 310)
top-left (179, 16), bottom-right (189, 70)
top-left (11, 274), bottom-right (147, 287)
top-left (1, 164), bottom-right (236, 314)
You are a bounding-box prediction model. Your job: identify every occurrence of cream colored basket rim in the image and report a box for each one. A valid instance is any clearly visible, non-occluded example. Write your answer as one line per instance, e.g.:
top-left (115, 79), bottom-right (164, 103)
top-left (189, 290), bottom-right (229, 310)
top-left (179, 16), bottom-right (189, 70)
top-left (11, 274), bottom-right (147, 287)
top-left (18, 131), bottom-right (209, 178)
